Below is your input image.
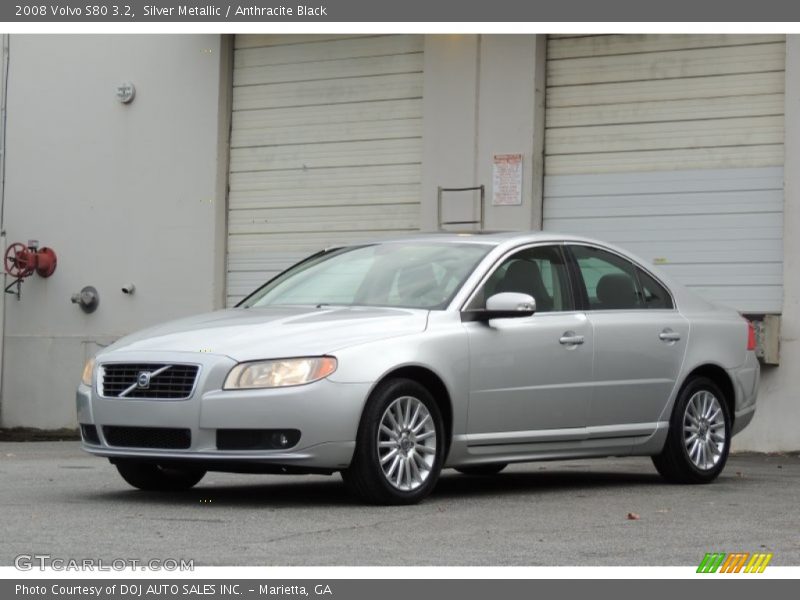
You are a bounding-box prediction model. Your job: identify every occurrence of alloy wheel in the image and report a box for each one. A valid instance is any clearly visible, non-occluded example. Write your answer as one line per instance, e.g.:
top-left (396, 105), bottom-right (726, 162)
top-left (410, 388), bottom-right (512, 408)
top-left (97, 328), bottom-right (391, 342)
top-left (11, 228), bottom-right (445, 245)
top-left (683, 390), bottom-right (726, 471)
top-left (377, 395), bottom-right (437, 491)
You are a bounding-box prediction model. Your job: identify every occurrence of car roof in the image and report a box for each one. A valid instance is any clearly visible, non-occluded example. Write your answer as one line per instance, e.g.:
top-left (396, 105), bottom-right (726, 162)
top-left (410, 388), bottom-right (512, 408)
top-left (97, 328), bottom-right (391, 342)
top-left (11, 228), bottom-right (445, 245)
top-left (360, 230), bottom-right (606, 247)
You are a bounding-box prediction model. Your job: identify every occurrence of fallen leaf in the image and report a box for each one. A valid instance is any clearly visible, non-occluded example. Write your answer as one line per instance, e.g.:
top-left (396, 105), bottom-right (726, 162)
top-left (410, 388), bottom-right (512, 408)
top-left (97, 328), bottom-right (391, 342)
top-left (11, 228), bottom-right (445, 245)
top-left (627, 512), bottom-right (640, 520)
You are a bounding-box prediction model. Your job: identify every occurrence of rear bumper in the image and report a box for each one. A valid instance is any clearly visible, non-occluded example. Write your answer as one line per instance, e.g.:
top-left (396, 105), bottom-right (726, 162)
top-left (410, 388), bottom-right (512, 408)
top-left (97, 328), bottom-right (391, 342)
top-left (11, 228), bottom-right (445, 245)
top-left (728, 351), bottom-right (759, 436)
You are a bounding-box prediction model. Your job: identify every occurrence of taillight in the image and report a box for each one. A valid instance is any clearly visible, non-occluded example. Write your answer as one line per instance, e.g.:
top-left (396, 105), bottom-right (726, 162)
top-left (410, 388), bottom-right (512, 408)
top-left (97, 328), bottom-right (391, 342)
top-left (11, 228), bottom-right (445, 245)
top-left (746, 319), bottom-right (756, 351)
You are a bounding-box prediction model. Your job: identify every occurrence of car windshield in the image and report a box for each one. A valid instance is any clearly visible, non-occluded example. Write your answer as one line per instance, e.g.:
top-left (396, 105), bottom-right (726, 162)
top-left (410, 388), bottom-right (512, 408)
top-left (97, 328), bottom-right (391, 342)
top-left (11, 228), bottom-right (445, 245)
top-left (241, 242), bottom-right (492, 310)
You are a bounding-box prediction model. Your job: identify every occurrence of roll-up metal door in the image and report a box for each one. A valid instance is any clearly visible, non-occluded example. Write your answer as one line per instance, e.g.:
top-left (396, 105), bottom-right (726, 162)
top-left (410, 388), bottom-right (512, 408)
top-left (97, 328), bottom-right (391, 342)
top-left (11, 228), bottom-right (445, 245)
top-left (226, 34), bottom-right (424, 306)
top-left (543, 34), bottom-right (786, 313)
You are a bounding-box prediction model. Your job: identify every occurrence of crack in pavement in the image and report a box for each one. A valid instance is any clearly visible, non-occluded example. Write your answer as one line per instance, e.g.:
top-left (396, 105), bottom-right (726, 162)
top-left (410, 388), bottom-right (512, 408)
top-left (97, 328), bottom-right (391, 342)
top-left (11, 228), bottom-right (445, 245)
top-left (138, 516), bottom-right (228, 524)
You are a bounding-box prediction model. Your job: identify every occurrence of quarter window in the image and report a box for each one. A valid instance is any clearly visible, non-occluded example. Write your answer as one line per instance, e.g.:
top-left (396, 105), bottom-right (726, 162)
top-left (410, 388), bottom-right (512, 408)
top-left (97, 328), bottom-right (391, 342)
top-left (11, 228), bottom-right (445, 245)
top-left (636, 267), bottom-right (674, 309)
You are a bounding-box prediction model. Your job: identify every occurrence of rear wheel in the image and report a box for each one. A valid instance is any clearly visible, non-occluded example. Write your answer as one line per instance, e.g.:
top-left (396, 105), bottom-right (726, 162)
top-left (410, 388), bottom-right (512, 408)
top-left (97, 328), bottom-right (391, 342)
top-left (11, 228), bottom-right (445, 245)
top-left (455, 464), bottom-right (507, 476)
top-left (115, 461), bottom-right (206, 491)
top-left (652, 376), bottom-right (731, 484)
top-left (343, 378), bottom-right (445, 505)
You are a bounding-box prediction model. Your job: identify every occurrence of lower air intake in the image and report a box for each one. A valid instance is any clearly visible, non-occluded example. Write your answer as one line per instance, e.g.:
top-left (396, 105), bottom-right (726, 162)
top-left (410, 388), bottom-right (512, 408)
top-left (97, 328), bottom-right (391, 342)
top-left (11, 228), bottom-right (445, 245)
top-left (216, 429), bottom-right (301, 451)
top-left (103, 426), bottom-right (191, 450)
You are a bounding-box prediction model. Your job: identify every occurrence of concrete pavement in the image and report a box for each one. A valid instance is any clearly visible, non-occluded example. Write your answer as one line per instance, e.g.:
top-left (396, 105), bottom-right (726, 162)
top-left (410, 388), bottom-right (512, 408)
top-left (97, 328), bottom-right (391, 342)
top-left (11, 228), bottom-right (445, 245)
top-left (1, 442), bottom-right (798, 566)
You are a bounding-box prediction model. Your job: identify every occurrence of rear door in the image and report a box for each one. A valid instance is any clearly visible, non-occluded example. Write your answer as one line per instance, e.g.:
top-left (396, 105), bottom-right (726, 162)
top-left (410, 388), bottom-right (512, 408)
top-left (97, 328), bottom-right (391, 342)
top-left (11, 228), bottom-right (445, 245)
top-left (567, 244), bottom-right (689, 434)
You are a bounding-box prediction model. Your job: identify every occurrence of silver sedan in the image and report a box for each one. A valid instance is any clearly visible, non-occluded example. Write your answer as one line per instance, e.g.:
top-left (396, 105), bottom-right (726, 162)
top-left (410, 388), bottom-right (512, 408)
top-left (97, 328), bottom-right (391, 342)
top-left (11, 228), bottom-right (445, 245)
top-left (76, 232), bottom-right (759, 504)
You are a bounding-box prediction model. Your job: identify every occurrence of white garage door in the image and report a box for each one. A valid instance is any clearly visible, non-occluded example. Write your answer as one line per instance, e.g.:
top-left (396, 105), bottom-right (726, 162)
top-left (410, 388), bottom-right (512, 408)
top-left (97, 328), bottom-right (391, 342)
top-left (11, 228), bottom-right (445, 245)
top-left (543, 34), bottom-right (785, 314)
top-left (226, 34), bottom-right (424, 306)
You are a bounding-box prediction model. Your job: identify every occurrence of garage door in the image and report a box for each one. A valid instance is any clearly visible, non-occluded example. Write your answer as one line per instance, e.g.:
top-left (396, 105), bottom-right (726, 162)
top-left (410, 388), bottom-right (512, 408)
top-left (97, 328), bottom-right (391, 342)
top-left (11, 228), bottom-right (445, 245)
top-left (543, 34), bottom-right (785, 314)
top-left (226, 34), bottom-right (424, 306)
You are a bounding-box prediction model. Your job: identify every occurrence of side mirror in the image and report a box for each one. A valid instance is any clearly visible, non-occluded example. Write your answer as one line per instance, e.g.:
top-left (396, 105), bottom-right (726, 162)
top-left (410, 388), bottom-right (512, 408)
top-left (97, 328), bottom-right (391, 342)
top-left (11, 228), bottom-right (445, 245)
top-left (462, 292), bottom-right (536, 322)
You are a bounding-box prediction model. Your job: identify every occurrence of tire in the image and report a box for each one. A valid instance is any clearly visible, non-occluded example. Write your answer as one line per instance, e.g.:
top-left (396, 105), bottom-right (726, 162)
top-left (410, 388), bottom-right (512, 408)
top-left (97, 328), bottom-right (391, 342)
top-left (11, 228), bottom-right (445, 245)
top-left (115, 461), bottom-right (206, 491)
top-left (455, 464), bottom-right (507, 476)
top-left (652, 376), bottom-right (731, 484)
top-left (342, 378), bottom-right (445, 505)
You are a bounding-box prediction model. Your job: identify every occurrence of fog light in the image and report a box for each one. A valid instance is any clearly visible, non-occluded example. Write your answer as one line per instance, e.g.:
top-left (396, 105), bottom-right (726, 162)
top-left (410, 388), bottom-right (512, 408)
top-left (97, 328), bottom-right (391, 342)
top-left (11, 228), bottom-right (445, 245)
top-left (273, 433), bottom-right (290, 448)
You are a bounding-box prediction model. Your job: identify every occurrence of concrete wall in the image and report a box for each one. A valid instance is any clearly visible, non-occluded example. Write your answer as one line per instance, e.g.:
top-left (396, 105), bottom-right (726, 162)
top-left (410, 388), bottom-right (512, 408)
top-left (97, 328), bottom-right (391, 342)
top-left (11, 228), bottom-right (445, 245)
top-left (734, 36), bottom-right (800, 452)
top-left (421, 35), bottom-right (546, 231)
top-left (0, 35), bottom-right (9, 413)
top-left (0, 35), bottom-right (230, 428)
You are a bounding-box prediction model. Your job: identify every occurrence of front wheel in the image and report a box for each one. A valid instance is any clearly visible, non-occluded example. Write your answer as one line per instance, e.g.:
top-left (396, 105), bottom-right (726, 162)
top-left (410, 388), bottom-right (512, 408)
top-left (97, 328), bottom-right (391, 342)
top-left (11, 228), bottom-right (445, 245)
top-left (652, 376), bottom-right (731, 484)
top-left (343, 378), bottom-right (445, 505)
top-left (115, 461), bottom-right (206, 491)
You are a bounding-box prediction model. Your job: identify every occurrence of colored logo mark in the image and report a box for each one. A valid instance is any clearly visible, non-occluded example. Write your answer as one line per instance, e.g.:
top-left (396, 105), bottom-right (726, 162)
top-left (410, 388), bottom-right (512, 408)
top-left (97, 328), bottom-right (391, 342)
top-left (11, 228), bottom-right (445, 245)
top-left (697, 552), bottom-right (773, 573)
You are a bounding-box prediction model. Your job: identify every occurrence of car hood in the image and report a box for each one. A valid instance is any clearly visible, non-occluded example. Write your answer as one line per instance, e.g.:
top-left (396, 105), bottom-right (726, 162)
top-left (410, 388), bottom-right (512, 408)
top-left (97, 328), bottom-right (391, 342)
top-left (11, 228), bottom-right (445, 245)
top-left (101, 306), bottom-right (429, 362)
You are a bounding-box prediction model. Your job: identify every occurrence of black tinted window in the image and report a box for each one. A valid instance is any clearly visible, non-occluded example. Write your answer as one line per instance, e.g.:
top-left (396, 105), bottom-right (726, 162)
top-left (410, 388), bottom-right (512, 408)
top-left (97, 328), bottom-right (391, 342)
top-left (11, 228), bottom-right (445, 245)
top-left (571, 245), bottom-right (642, 310)
top-left (636, 268), bottom-right (673, 309)
top-left (469, 245), bottom-right (572, 312)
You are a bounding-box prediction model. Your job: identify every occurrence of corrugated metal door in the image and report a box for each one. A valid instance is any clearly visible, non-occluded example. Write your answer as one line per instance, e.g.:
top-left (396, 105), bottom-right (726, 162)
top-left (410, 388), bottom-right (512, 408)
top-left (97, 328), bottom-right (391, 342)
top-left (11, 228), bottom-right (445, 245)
top-left (226, 34), bottom-right (424, 306)
top-left (543, 34), bottom-right (785, 313)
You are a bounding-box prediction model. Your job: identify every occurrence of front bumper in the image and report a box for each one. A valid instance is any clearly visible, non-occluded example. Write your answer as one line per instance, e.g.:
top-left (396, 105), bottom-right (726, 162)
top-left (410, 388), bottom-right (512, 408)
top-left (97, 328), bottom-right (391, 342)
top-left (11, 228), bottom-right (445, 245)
top-left (76, 352), bottom-right (371, 471)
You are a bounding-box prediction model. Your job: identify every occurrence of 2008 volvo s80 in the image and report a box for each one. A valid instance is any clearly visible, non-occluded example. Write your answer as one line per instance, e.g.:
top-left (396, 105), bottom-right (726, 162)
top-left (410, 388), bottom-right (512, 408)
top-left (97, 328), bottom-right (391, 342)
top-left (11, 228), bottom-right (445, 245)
top-left (77, 232), bottom-right (759, 504)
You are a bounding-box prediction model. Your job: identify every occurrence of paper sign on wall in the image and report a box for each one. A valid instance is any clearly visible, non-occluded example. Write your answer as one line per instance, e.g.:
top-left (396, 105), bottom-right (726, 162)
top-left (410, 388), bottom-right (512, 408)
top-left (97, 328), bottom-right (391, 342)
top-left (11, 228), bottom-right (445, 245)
top-left (492, 154), bottom-right (523, 206)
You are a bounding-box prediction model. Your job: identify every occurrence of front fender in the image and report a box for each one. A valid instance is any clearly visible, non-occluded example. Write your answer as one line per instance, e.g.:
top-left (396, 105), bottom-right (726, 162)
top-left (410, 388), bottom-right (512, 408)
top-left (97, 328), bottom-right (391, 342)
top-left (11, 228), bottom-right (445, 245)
top-left (327, 312), bottom-right (470, 436)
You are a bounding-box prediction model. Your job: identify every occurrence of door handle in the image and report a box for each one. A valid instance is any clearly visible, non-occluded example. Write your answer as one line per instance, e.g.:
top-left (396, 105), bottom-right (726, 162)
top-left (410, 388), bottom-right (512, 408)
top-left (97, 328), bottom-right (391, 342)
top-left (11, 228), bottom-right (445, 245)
top-left (659, 329), bottom-right (681, 342)
top-left (559, 332), bottom-right (585, 346)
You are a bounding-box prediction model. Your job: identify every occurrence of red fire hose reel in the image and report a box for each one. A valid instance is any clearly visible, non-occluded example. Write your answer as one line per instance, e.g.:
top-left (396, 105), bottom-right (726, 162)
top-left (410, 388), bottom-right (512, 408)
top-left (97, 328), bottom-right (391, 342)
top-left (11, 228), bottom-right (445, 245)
top-left (4, 240), bottom-right (57, 298)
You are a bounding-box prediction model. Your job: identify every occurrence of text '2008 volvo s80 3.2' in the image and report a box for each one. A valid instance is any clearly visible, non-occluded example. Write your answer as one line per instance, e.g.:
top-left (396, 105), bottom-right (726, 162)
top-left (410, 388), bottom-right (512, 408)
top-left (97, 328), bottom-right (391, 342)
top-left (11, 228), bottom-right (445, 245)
top-left (76, 232), bottom-right (759, 504)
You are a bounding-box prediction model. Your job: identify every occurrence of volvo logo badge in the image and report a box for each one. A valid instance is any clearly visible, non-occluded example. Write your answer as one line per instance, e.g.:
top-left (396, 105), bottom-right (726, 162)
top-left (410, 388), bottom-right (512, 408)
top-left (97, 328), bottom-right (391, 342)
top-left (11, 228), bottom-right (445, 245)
top-left (136, 372), bottom-right (151, 389)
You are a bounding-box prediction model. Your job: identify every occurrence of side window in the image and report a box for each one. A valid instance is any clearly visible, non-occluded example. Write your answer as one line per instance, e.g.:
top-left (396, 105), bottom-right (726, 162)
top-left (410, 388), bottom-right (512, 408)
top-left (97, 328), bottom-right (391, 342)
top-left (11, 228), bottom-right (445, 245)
top-left (570, 245), bottom-right (643, 310)
top-left (636, 267), bottom-right (674, 309)
top-left (468, 246), bottom-right (572, 312)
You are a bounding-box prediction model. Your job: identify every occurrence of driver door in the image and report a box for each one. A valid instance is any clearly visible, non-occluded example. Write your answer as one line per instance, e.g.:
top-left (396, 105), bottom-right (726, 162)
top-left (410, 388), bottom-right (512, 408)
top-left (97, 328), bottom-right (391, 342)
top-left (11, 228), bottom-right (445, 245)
top-left (463, 244), bottom-right (593, 445)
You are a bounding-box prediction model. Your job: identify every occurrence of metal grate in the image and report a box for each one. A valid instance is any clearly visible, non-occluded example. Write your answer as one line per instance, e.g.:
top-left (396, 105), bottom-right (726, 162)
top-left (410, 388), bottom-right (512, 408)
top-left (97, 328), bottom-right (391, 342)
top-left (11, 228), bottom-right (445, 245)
top-left (101, 363), bottom-right (199, 399)
top-left (103, 426), bottom-right (191, 450)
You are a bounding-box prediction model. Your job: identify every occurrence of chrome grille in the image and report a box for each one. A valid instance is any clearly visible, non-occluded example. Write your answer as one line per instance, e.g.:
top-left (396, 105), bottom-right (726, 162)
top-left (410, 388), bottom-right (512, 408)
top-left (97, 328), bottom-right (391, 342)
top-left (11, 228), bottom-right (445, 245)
top-left (100, 363), bottom-right (199, 399)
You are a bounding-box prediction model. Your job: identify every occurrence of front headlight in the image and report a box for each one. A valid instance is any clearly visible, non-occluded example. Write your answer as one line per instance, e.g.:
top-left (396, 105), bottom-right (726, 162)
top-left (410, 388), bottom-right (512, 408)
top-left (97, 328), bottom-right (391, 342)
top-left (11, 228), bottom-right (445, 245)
top-left (223, 357), bottom-right (337, 390)
top-left (81, 358), bottom-right (95, 386)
